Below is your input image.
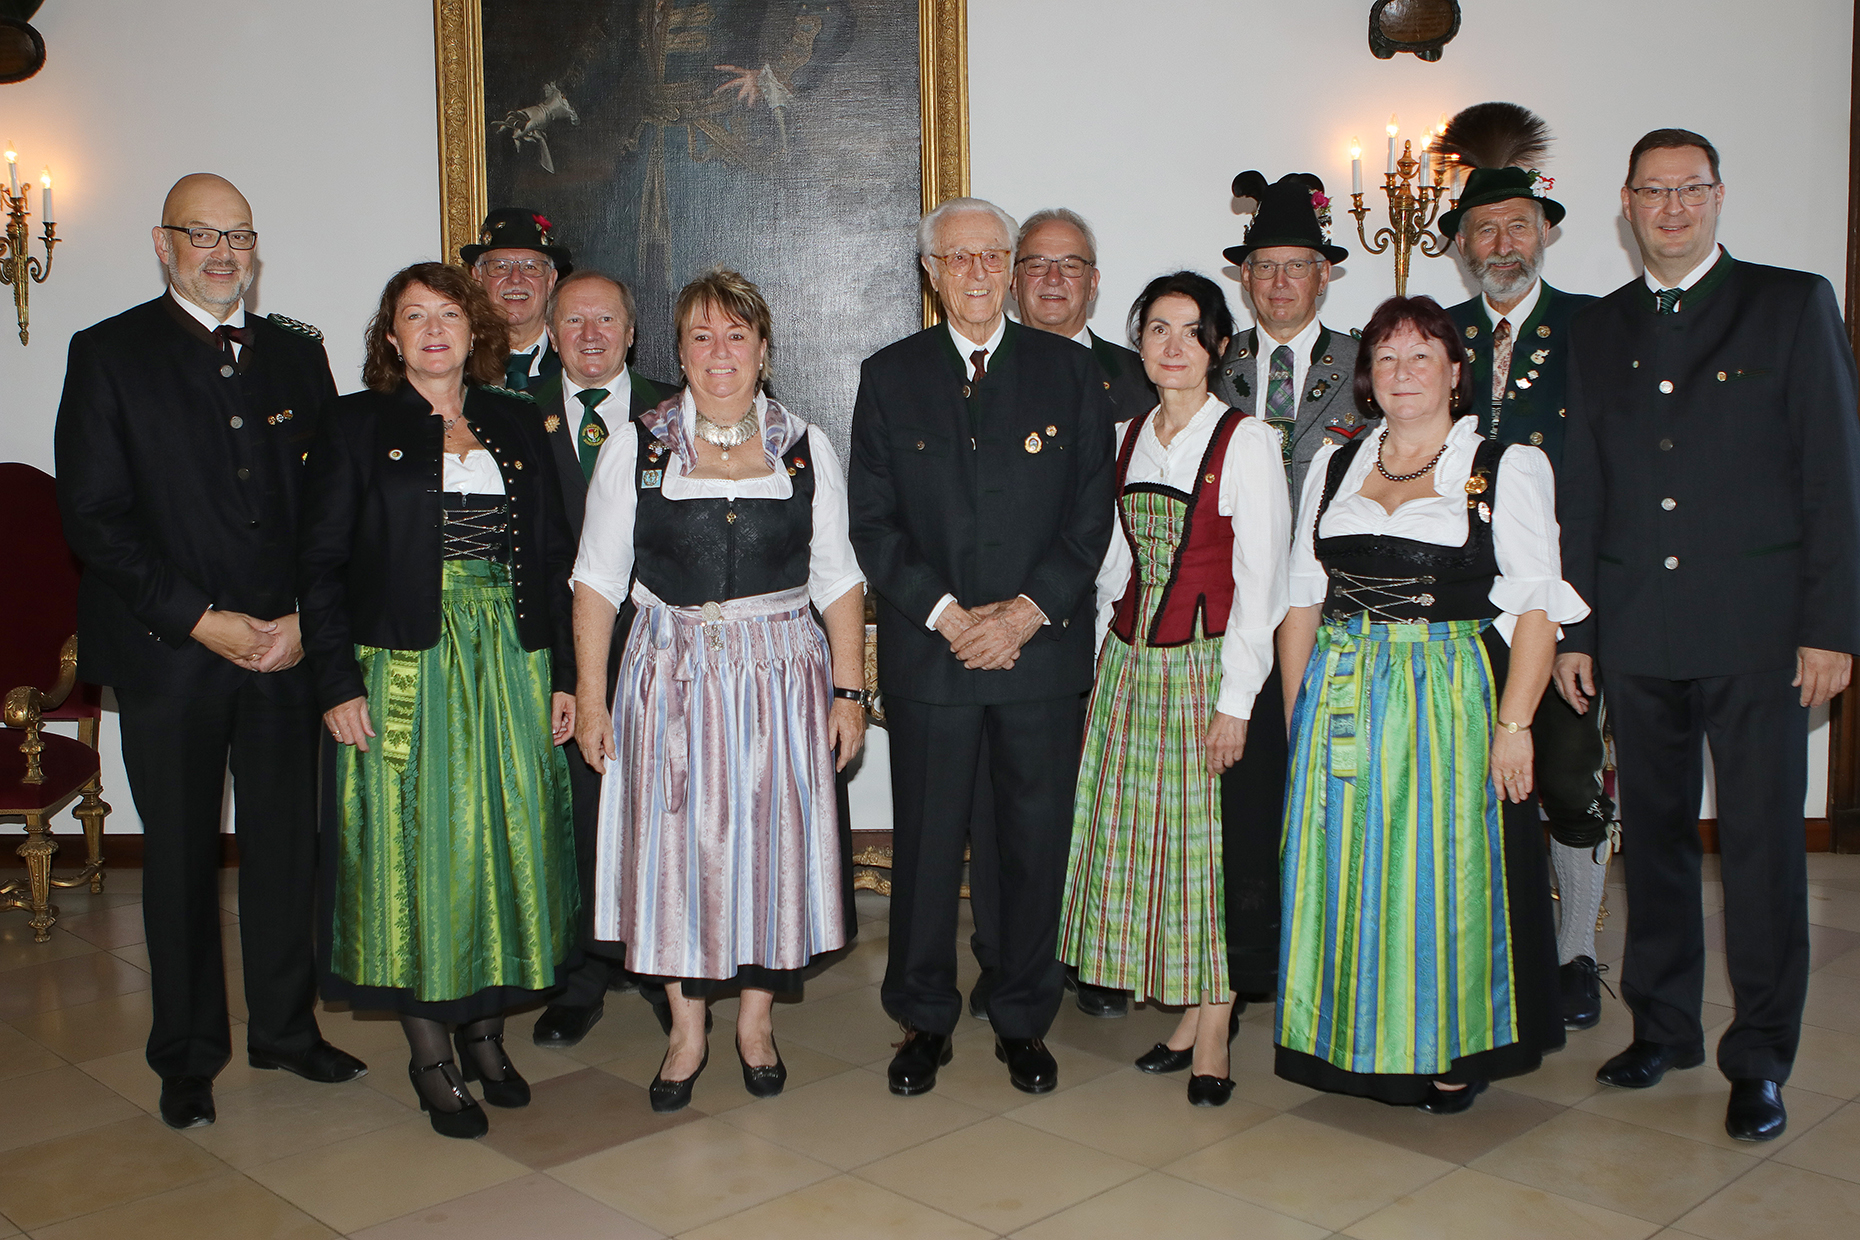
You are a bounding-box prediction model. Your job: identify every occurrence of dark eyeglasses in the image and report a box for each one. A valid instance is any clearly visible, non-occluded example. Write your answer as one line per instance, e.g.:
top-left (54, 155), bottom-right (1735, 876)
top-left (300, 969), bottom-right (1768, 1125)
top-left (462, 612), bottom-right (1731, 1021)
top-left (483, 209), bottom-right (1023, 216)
top-left (160, 225), bottom-right (258, 250)
top-left (1627, 184), bottom-right (1719, 207)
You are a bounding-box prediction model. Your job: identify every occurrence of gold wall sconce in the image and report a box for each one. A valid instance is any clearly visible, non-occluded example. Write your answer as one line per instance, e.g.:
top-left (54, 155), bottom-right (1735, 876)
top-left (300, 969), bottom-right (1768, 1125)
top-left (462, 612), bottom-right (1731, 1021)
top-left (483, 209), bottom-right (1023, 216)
top-left (0, 146), bottom-right (58, 345)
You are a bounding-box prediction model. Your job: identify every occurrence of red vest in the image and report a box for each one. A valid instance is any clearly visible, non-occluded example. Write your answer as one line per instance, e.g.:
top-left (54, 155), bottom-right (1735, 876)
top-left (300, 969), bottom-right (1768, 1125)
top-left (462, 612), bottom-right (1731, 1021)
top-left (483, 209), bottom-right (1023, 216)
top-left (1110, 409), bottom-right (1246, 647)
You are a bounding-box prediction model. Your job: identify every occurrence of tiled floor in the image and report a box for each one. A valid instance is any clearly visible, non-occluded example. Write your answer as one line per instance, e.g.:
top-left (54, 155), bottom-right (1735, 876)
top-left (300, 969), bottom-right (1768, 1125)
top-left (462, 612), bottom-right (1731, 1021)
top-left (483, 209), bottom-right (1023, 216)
top-left (4, 856), bottom-right (1860, 1238)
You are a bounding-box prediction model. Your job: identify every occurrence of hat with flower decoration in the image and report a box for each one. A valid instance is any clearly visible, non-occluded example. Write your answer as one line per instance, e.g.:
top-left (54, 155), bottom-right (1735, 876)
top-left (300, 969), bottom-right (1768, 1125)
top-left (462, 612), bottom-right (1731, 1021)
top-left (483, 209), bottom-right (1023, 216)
top-left (1434, 102), bottom-right (1566, 242)
top-left (1222, 172), bottom-right (1349, 267)
top-left (459, 207), bottom-right (574, 275)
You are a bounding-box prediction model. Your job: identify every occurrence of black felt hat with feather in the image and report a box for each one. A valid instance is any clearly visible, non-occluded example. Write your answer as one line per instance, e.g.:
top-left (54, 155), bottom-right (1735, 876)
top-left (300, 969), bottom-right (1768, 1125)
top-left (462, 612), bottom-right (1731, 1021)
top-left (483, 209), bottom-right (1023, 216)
top-left (1223, 171), bottom-right (1349, 266)
top-left (1434, 102), bottom-right (1565, 242)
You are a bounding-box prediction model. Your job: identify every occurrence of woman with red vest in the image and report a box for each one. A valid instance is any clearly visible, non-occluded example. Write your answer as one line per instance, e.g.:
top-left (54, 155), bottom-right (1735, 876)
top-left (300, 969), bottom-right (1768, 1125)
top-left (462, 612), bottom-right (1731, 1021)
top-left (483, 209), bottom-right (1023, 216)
top-left (1057, 271), bottom-right (1292, 1107)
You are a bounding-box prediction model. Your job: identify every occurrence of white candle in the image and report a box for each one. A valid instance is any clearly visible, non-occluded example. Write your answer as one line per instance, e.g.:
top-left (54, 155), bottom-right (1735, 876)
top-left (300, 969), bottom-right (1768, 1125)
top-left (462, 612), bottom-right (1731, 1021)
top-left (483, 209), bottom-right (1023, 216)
top-left (40, 169), bottom-right (52, 224)
top-left (1386, 116), bottom-right (1398, 174)
top-left (5, 148), bottom-right (17, 196)
top-left (1351, 138), bottom-right (1363, 194)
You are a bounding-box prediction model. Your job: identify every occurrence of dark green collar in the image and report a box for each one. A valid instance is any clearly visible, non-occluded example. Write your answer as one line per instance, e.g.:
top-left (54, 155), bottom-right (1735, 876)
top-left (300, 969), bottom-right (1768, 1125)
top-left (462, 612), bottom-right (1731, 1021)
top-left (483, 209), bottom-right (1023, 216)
top-left (1633, 248), bottom-right (1736, 314)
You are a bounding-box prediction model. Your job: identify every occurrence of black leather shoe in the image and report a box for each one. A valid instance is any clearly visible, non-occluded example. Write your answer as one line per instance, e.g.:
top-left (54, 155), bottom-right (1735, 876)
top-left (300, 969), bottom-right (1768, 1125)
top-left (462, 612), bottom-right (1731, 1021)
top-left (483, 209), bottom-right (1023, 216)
top-left (1559, 957), bottom-right (1606, 1030)
top-left (409, 1060), bottom-right (488, 1139)
top-left (968, 968), bottom-right (996, 1021)
top-left (1417, 1079), bottom-right (1488, 1114)
top-left (1726, 1079), bottom-right (1787, 1142)
top-left (248, 1039), bottom-right (368, 1083)
top-left (737, 1036), bottom-right (788, 1098)
top-left (1186, 1074), bottom-right (1235, 1107)
top-left (158, 1075), bottom-right (216, 1129)
top-left (996, 1036), bottom-right (1058, 1094)
top-left (1596, 1039), bottom-right (1706, 1089)
top-left (1075, 982), bottom-right (1129, 1019)
top-left (888, 1026), bottom-right (953, 1096)
top-left (454, 1030), bottom-right (531, 1108)
top-left (649, 1047), bottom-right (709, 1113)
top-left (1135, 1043), bottom-right (1194, 1074)
top-left (533, 1003), bottom-right (604, 1048)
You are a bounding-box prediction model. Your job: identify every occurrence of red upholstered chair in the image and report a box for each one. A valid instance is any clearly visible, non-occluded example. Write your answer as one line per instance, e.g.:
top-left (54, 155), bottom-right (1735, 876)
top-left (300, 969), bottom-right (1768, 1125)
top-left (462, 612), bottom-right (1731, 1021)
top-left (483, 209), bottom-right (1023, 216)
top-left (1, 463), bottom-right (108, 941)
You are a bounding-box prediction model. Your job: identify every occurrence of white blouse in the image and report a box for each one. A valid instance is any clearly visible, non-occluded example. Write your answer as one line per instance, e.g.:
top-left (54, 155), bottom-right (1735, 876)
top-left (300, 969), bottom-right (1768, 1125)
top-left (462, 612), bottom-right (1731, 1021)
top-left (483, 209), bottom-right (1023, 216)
top-left (570, 391), bottom-right (865, 612)
top-left (1289, 416), bottom-right (1589, 644)
top-left (1093, 396), bottom-right (1291, 719)
top-left (442, 448), bottom-right (505, 496)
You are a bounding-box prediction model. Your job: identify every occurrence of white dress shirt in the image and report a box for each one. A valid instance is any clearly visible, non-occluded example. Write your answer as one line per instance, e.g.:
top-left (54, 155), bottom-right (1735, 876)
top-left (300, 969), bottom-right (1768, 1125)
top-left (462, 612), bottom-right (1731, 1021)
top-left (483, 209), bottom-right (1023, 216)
top-left (171, 289), bottom-right (245, 359)
top-left (1289, 417), bottom-right (1589, 644)
top-left (570, 391), bottom-right (863, 612)
top-left (1484, 278), bottom-right (1542, 331)
top-left (947, 316), bottom-right (1006, 382)
top-left (1643, 243), bottom-right (1724, 295)
top-left (442, 448), bottom-right (506, 496)
top-left (1250, 316), bottom-right (1322, 413)
top-left (562, 368), bottom-right (635, 440)
top-left (1094, 396), bottom-right (1290, 719)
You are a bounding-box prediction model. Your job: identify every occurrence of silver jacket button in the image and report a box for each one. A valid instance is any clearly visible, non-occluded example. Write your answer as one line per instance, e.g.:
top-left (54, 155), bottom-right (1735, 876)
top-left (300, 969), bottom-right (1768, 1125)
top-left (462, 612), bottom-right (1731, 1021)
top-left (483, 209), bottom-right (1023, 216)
top-left (1664, 556), bottom-right (1679, 569)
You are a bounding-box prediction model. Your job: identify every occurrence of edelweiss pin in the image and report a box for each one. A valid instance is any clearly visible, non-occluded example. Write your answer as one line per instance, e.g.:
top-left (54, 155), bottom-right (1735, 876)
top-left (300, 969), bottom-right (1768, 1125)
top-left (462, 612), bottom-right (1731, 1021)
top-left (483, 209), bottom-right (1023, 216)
top-left (543, 413), bottom-right (562, 433)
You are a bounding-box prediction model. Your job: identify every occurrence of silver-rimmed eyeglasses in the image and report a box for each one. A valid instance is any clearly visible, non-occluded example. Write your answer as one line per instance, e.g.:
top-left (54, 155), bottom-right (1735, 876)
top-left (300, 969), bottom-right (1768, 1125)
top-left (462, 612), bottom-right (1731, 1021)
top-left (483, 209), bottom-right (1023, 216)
top-left (476, 257), bottom-right (555, 278)
top-left (160, 225), bottom-right (257, 250)
top-left (1245, 257), bottom-right (1323, 280)
top-left (1016, 255), bottom-right (1093, 278)
top-left (1627, 183), bottom-right (1720, 207)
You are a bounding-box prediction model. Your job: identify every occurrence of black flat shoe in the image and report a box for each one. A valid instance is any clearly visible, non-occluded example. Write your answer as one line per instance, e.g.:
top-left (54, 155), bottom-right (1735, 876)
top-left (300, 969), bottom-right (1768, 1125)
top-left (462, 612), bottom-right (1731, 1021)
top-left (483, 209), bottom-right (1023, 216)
top-left (454, 1030), bottom-right (531, 1108)
top-left (1417, 1080), bottom-right (1488, 1115)
top-left (888, 1026), bottom-right (953, 1096)
top-left (1187, 1074), bottom-right (1235, 1107)
top-left (248, 1039), bottom-right (368, 1083)
top-left (533, 1002), bottom-right (604, 1048)
top-left (995, 1036), bottom-right (1058, 1094)
top-left (968, 969), bottom-right (996, 1022)
top-left (649, 1047), bottom-right (709, 1113)
top-left (736, 1035), bottom-right (788, 1098)
top-left (1135, 1042), bottom-right (1194, 1073)
top-left (1559, 957), bottom-right (1608, 1030)
top-left (1596, 1039), bottom-right (1705, 1089)
top-left (1726, 1078), bottom-right (1787, 1141)
top-left (409, 1060), bottom-right (489, 1139)
top-left (159, 1075), bottom-right (216, 1129)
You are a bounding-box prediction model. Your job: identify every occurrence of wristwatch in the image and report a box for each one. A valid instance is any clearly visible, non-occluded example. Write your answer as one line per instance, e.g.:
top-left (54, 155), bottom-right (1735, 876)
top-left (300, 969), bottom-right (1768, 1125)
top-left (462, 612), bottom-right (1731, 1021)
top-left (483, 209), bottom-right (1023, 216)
top-left (1496, 719), bottom-right (1531, 734)
top-left (832, 686), bottom-right (868, 707)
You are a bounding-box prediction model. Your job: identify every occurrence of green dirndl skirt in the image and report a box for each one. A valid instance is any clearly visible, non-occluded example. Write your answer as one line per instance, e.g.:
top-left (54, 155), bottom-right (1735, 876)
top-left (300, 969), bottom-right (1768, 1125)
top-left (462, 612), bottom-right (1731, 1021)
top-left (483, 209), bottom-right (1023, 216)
top-left (323, 559), bottom-right (578, 1018)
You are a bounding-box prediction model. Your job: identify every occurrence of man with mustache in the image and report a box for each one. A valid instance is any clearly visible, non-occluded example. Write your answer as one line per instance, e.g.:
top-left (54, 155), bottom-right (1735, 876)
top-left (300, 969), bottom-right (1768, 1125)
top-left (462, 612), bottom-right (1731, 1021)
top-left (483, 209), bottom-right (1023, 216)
top-left (1440, 146), bottom-right (1615, 1036)
top-left (55, 173), bottom-right (367, 1130)
top-left (463, 207), bottom-right (570, 392)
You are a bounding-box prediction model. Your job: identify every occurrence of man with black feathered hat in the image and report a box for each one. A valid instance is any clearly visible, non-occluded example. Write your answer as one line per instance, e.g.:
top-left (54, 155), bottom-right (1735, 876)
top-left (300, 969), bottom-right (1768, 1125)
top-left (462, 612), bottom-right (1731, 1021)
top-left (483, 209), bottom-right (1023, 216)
top-left (1213, 172), bottom-right (1365, 500)
top-left (463, 206), bottom-right (574, 392)
top-left (1436, 102), bottom-right (1615, 1036)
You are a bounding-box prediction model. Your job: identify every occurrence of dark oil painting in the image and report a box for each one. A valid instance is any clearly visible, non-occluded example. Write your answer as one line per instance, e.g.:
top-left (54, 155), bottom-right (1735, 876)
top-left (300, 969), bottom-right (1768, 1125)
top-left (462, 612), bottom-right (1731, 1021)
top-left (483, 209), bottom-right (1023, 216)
top-left (482, 0), bottom-right (924, 454)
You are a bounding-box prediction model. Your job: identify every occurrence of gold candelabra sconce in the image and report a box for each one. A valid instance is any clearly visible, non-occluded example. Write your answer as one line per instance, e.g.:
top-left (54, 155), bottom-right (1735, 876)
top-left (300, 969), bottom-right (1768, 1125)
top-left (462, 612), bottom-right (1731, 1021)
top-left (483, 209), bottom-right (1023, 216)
top-left (1347, 116), bottom-right (1458, 297)
top-left (0, 146), bottom-right (58, 345)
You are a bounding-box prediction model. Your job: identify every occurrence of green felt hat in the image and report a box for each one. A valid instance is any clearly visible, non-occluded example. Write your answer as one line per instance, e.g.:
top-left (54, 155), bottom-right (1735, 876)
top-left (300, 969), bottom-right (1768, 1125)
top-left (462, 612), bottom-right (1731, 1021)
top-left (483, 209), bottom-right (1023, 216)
top-left (1439, 166), bottom-right (1565, 243)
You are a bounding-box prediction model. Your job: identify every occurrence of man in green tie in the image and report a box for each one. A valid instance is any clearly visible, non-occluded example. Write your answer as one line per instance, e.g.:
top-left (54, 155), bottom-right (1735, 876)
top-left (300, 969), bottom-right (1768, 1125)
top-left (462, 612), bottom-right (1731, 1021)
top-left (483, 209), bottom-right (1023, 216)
top-left (529, 269), bottom-right (674, 1048)
top-left (462, 207), bottom-right (572, 391)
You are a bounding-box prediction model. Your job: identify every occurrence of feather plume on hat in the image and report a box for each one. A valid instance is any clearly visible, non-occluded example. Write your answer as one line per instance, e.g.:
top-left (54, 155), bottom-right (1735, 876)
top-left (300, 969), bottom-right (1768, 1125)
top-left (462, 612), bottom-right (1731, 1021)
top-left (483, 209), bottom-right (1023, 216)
top-left (1434, 102), bottom-right (1551, 172)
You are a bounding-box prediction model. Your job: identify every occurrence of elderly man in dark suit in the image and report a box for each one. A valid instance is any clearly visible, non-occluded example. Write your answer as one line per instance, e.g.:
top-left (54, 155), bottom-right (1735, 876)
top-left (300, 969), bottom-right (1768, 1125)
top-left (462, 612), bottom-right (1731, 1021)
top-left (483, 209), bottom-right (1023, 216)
top-left (850, 196), bottom-right (1116, 1096)
top-left (528, 269), bottom-right (674, 1048)
top-left (463, 207), bottom-right (571, 392)
top-left (55, 173), bottom-right (366, 1130)
top-left (1558, 129), bottom-right (1860, 1142)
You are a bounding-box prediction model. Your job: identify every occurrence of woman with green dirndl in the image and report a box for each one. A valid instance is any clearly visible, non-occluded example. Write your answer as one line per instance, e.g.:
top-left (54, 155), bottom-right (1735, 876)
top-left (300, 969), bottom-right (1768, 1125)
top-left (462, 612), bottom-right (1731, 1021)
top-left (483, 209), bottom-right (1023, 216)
top-left (1058, 272), bottom-right (1291, 1108)
top-left (300, 263), bottom-right (580, 1139)
top-left (1275, 296), bottom-right (1583, 1112)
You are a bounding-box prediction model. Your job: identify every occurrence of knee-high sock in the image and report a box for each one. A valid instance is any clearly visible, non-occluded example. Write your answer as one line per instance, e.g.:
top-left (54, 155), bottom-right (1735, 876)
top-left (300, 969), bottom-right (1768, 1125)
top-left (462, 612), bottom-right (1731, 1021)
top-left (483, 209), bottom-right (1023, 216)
top-left (1553, 841), bottom-right (1609, 964)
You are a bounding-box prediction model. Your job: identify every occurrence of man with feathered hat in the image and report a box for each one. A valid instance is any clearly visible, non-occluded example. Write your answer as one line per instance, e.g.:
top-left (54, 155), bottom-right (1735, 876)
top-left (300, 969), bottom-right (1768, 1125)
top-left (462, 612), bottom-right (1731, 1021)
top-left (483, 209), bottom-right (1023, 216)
top-left (463, 206), bottom-right (575, 392)
top-left (1435, 103), bottom-right (1615, 1036)
top-left (1213, 172), bottom-right (1364, 501)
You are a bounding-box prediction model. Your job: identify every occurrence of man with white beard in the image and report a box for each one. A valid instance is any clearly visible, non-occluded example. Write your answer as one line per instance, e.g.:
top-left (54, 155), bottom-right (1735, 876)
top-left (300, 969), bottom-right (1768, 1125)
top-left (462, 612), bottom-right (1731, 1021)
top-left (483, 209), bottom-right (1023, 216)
top-left (1438, 103), bottom-right (1614, 1034)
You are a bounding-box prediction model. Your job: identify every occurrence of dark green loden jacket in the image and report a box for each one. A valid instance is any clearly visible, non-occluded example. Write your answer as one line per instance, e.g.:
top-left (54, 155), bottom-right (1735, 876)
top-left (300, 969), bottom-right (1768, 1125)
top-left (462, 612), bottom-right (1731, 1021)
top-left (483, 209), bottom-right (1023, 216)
top-left (1449, 282), bottom-right (1596, 469)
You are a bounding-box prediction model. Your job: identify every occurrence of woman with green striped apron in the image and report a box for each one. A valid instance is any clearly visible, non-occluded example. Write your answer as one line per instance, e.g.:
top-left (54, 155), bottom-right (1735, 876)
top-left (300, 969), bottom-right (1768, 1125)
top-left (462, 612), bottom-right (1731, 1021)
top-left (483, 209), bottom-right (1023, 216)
top-left (1275, 296), bottom-right (1583, 1112)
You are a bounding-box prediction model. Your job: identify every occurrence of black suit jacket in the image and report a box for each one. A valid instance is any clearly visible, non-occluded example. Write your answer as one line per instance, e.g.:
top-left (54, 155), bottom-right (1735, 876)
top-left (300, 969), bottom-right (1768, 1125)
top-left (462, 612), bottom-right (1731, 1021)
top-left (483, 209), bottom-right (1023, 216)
top-left (1449, 282), bottom-right (1595, 468)
top-left (298, 382), bottom-right (578, 711)
top-left (55, 295), bottom-right (336, 698)
top-left (848, 320), bottom-right (1117, 705)
top-left (1087, 330), bottom-right (1157, 421)
top-left (531, 369), bottom-right (675, 536)
top-left (1559, 252), bottom-right (1860, 677)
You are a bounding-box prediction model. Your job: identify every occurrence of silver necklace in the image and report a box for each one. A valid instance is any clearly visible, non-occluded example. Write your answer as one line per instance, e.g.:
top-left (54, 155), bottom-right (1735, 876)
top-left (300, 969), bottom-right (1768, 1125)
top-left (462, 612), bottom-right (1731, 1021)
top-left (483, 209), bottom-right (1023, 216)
top-left (695, 408), bottom-right (759, 459)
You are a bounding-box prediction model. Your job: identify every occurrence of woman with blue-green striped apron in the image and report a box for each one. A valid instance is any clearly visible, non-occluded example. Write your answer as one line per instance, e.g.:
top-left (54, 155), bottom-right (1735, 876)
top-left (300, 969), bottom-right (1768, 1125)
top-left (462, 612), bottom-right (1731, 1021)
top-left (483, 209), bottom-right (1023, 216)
top-left (1274, 296), bottom-right (1584, 1112)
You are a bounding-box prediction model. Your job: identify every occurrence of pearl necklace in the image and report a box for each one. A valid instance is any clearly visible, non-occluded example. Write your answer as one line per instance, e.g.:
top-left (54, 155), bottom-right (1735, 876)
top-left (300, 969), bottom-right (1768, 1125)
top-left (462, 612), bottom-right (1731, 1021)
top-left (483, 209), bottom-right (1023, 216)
top-left (695, 408), bottom-right (759, 461)
top-left (1375, 435), bottom-right (1450, 483)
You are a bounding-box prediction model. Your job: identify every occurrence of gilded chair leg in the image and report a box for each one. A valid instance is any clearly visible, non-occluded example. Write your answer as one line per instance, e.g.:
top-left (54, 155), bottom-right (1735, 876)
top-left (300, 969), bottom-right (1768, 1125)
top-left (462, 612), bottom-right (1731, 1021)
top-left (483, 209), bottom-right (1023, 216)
top-left (18, 813), bottom-right (58, 942)
top-left (74, 776), bottom-right (109, 893)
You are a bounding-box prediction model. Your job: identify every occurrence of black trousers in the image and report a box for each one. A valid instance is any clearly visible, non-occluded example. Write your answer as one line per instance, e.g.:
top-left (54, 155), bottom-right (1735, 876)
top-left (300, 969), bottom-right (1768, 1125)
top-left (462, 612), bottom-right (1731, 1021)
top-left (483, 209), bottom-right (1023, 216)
top-left (117, 683), bottom-right (323, 1079)
top-left (1604, 667), bottom-right (1810, 1081)
top-left (882, 694), bottom-right (1084, 1038)
top-left (555, 738), bottom-right (628, 1006)
top-left (965, 748), bottom-right (999, 973)
top-left (1534, 681), bottom-right (1613, 849)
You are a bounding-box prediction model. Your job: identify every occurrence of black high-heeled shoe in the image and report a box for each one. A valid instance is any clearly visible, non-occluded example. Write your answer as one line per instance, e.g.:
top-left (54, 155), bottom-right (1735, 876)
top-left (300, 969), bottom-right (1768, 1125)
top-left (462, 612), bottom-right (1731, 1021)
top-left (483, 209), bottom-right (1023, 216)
top-left (409, 1060), bottom-right (489, 1139)
top-left (650, 1047), bottom-right (710, 1113)
top-left (453, 1029), bottom-right (531, 1108)
top-left (1417, 1079), bottom-right (1488, 1114)
top-left (736, 1035), bottom-right (787, 1099)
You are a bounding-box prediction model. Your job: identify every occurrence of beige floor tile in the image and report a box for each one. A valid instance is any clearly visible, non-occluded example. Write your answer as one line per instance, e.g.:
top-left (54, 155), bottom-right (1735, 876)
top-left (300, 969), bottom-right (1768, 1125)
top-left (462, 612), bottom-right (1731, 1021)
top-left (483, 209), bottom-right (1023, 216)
top-left (1470, 1108), bottom-right (1759, 1224)
top-left (549, 1116), bottom-right (833, 1235)
top-left (0, 1114), bottom-right (227, 1229)
top-left (1803, 970), bottom-right (1860, 1035)
top-left (769, 984), bottom-right (906, 1068)
top-left (54, 901), bottom-right (149, 950)
top-left (1011, 1169), bottom-right (1328, 1240)
top-left (0, 948), bottom-right (149, 1023)
top-left (109, 941), bottom-right (151, 971)
top-left (856, 1114), bottom-right (1145, 1234)
top-left (1341, 1167), bottom-right (1659, 1240)
top-left (716, 1064), bottom-right (987, 1169)
top-left (1005, 1062), bottom-right (1274, 1166)
top-left (1777, 1022), bottom-right (1860, 1102)
top-left (1290, 1084), bottom-right (1564, 1166)
top-left (1674, 1159), bottom-right (1860, 1239)
top-left (1577, 1067), bottom-right (1843, 1156)
top-left (75, 1045), bottom-right (271, 1114)
top-left (902, 1023), bottom-right (1121, 1114)
top-left (1039, 995), bottom-right (1186, 1064)
top-left (1503, 1008), bottom-right (1641, 1107)
top-left (181, 1072), bottom-right (415, 1168)
top-left (11, 990), bottom-right (155, 1065)
top-left (579, 1010), bottom-right (720, 1093)
top-left (1772, 1101), bottom-right (1860, 1184)
top-left (1819, 943), bottom-right (1860, 980)
top-left (245, 1117), bottom-right (527, 1234)
top-left (29, 1170), bottom-right (336, 1240)
top-left (0, 1210), bottom-right (16, 1237)
top-left (347, 1171), bottom-right (663, 1240)
top-left (682, 1173), bottom-right (991, 1240)
top-left (0, 1065), bottom-right (139, 1153)
top-left (1164, 1113), bottom-right (1454, 1231)
top-left (0, 922), bottom-right (98, 973)
top-left (0, 1018), bottom-right (65, 1080)
top-left (1224, 1017), bottom-right (1329, 1112)
top-left (545, 993), bottom-right (683, 1069)
top-left (1702, 950), bottom-right (1736, 1008)
top-left (478, 1066), bottom-right (700, 1170)
top-left (1808, 884), bottom-right (1860, 933)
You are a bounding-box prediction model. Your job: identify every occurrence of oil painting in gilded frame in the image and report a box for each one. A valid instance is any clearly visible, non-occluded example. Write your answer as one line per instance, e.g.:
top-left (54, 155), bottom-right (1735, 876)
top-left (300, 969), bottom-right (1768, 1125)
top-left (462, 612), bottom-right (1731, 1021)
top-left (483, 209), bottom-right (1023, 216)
top-left (433, 0), bottom-right (969, 453)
